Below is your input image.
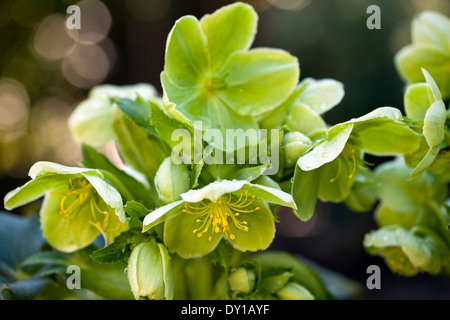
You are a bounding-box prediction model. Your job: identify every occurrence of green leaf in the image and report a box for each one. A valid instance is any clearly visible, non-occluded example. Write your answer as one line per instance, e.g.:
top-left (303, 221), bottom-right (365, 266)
top-left (90, 231), bottom-right (135, 263)
top-left (81, 144), bottom-right (155, 208)
top-left (21, 251), bottom-right (70, 267)
top-left (0, 212), bottom-right (45, 269)
top-left (71, 247), bottom-right (133, 300)
top-left (205, 239), bottom-right (234, 268)
top-left (200, 2), bottom-right (257, 73)
top-left (255, 251), bottom-right (330, 300)
top-left (115, 97), bottom-right (156, 136)
top-left (1, 278), bottom-right (49, 300)
top-left (113, 113), bottom-right (167, 181)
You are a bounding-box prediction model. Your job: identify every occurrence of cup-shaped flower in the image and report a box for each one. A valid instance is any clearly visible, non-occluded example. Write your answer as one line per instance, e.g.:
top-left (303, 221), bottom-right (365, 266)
top-left (395, 11), bottom-right (450, 99)
top-left (161, 2), bottom-right (299, 149)
top-left (127, 240), bottom-right (174, 300)
top-left (4, 162), bottom-right (127, 253)
top-left (69, 83), bottom-right (158, 147)
top-left (364, 225), bottom-right (450, 276)
top-left (403, 69), bottom-right (448, 180)
top-left (292, 107), bottom-right (421, 221)
top-left (142, 180), bottom-right (296, 258)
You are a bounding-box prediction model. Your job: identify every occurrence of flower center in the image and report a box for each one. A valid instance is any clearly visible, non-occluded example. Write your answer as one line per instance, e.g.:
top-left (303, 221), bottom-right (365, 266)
top-left (49, 177), bottom-right (122, 245)
top-left (183, 189), bottom-right (260, 241)
top-left (329, 146), bottom-right (372, 183)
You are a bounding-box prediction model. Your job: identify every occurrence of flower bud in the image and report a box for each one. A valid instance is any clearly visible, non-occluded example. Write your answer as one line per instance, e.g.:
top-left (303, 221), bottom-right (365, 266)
top-left (155, 157), bottom-right (190, 204)
top-left (127, 240), bottom-right (174, 300)
top-left (276, 282), bottom-right (315, 300)
top-left (228, 267), bottom-right (256, 296)
top-left (282, 132), bottom-right (311, 168)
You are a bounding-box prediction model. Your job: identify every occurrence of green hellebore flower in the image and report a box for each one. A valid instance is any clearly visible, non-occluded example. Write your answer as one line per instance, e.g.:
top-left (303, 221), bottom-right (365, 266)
top-left (260, 77), bottom-right (344, 137)
top-left (142, 180), bottom-right (296, 258)
top-left (69, 83), bottom-right (158, 147)
top-left (403, 68), bottom-right (448, 180)
top-left (4, 162), bottom-right (127, 253)
top-left (373, 157), bottom-right (448, 232)
top-left (127, 240), bottom-right (174, 300)
top-left (364, 225), bottom-right (450, 276)
top-left (161, 2), bottom-right (299, 149)
top-left (395, 11), bottom-right (450, 99)
top-left (292, 107), bottom-right (421, 221)
top-left (154, 157), bottom-right (190, 204)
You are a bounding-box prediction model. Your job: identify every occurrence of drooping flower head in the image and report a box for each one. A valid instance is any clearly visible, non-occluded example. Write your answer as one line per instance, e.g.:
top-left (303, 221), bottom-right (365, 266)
top-left (143, 180), bottom-right (296, 258)
top-left (4, 162), bottom-right (127, 252)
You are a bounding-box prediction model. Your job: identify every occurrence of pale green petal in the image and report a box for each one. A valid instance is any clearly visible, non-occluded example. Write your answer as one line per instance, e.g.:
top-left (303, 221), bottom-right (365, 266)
top-left (291, 166), bottom-right (319, 221)
top-left (89, 83), bottom-right (157, 100)
top-left (218, 48), bottom-right (299, 116)
top-left (200, 2), bottom-right (257, 73)
top-left (374, 204), bottom-right (418, 229)
top-left (404, 83), bottom-right (431, 119)
top-left (284, 103), bottom-right (327, 137)
top-left (395, 44), bottom-right (449, 98)
top-left (423, 100), bottom-right (446, 149)
top-left (4, 175), bottom-right (69, 210)
top-left (317, 155), bottom-right (355, 202)
top-left (68, 97), bottom-right (115, 147)
top-left (297, 78), bottom-right (344, 114)
top-left (241, 183), bottom-right (296, 209)
top-left (69, 83), bottom-right (158, 147)
top-left (142, 200), bottom-right (184, 232)
top-left (412, 11), bottom-right (450, 50)
top-left (181, 180), bottom-right (247, 203)
top-left (228, 202), bottom-right (275, 252)
top-left (164, 213), bottom-right (222, 258)
top-left (164, 15), bottom-right (209, 87)
top-left (40, 193), bottom-right (101, 253)
top-left (29, 161), bottom-right (101, 179)
top-left (298, 123), bottom-right (353, 171)
top-left (84, 173), bottom-right (127, 223)
top-left (422, 68), bottom-right (443, 102)
top-left (347, 107), bottom-right (421, 156)
top-left (375, 158), bottom-right (446, 212)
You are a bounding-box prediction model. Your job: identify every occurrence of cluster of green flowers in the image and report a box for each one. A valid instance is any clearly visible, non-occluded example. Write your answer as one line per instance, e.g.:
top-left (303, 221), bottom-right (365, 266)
top-left (3, 4), bottom-right (450, 299)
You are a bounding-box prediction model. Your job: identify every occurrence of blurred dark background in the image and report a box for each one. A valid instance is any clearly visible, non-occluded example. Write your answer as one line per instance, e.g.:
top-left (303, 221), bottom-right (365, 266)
top-left (0, 0), bottom-right (449, 299)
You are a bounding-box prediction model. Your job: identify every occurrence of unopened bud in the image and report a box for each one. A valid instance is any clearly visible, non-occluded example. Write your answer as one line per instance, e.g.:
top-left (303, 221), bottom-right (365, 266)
top-left (276, 282), bottom-right (314, 300)
top-left (155, 157), bottom-right (190, 203)
top-left (282, 132), bottom-right (311, 168)
top-left (127, 241), bottom-right (174, 300)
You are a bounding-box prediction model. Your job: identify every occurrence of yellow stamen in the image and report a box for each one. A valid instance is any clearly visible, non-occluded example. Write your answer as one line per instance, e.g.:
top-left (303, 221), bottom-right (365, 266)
top-left (183, 191), bottom-right (260, 241)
